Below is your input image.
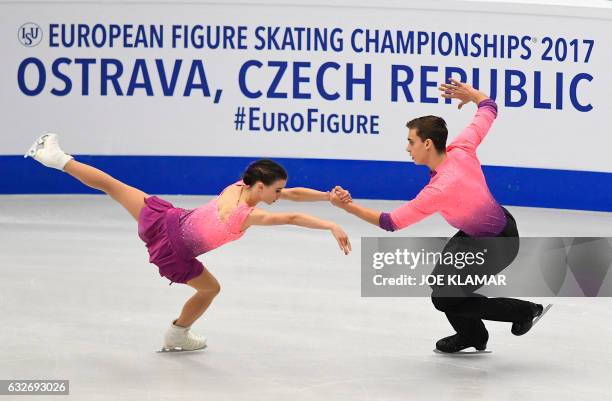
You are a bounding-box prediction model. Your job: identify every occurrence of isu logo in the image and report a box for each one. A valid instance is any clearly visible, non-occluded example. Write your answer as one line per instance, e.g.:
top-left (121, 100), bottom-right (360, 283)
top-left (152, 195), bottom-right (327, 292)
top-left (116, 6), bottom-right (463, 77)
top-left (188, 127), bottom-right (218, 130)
top-left (18, 23), bottom-right (42, 47)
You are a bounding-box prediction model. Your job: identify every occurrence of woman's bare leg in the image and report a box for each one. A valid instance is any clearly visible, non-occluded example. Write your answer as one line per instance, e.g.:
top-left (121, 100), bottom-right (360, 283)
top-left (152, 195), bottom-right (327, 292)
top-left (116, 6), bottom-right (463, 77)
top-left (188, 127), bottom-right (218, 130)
top-left (63, 159), bottom-right (147, 221)
top-left (174, 268), bottom-right (221, 327)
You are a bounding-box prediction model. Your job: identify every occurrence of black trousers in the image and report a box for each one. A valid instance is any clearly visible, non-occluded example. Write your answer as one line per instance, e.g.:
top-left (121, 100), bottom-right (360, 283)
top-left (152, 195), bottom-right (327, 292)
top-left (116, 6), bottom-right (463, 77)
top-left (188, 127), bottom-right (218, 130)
top-left (430, 208), bottom-right (534, 342)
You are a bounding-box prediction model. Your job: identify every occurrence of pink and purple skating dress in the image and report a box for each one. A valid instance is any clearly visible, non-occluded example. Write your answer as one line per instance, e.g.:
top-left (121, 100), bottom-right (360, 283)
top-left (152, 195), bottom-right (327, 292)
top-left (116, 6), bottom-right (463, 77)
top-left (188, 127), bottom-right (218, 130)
top-left (137, 181), bottom-right (253, 284)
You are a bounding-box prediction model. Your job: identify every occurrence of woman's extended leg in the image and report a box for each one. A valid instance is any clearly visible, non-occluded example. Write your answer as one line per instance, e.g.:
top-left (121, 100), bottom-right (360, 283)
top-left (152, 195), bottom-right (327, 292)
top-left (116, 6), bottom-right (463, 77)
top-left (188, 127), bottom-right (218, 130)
top-left (28, 133), bottom-right (147, 221)
top-left (63, 160), bottom-right (147, 221)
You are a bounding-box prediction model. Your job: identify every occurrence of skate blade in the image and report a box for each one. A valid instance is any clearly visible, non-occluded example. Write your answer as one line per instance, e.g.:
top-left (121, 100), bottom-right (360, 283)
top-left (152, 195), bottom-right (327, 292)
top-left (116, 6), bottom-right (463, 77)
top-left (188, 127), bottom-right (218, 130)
top-left (157, 344), bottom-right (207, 353)
top-left (433, 349), bottom-right (492, 355)
top-left (532, 304), bottom-right (553, 327)
top-left (24, 134), bottom-right (48, 158)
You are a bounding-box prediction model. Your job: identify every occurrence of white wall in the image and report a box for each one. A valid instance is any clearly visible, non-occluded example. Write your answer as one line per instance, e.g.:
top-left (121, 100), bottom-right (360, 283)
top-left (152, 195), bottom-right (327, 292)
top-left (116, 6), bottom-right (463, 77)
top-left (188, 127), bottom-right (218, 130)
top-left (1, 1), bottom-right (611, 173)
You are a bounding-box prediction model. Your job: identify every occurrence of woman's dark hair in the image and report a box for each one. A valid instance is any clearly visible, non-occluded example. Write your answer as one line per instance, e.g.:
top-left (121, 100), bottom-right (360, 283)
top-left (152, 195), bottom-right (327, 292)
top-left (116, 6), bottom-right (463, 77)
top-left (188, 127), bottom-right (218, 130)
top-left (241, 159), bottom-right (288, 186)
top-left (406, 115), bottom-right (448, 154)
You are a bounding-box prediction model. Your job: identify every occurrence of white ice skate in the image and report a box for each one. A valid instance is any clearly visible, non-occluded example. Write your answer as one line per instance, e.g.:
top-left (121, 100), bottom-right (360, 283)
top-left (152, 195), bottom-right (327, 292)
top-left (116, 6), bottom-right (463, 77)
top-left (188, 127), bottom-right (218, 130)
top-left (158, 320), bottom-right (207, 353)
top-left (24, 133), bottom-right (73, 171)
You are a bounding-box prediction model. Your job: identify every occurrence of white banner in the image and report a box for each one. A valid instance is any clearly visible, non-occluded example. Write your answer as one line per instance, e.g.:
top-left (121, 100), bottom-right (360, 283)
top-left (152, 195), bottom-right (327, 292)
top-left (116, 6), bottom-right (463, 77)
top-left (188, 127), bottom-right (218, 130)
top-left (1, 1), bottom-right (610, 172)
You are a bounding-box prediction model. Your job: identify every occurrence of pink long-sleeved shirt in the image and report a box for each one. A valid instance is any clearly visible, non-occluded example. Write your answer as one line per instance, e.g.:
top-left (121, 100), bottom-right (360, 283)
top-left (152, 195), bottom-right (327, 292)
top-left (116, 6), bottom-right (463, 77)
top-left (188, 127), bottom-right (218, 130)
top-left (382, 100), bottom-right (507, 237)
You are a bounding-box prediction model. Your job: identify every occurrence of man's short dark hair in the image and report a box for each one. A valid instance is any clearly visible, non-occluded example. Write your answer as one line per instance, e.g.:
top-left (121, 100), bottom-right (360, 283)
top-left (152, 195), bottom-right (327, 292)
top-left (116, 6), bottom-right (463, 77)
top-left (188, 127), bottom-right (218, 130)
top-left (406, 116), bottom-right (448, 153)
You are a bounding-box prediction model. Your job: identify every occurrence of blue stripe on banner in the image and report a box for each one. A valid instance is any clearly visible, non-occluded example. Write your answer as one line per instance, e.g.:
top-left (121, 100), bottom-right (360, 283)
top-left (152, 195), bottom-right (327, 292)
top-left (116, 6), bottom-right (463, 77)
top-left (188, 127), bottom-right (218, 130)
top-left (1, 155), bottom-right (610, 212)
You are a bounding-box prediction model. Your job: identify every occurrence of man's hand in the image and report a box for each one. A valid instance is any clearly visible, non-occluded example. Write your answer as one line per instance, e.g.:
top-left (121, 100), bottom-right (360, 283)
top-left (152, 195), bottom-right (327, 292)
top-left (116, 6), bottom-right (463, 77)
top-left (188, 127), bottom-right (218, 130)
top-left (330, 190), bottom-right (349, 209)
top-left (439, 78), bottom-right (489, 109)
top-left (332, 186), bottom-right (352, 203)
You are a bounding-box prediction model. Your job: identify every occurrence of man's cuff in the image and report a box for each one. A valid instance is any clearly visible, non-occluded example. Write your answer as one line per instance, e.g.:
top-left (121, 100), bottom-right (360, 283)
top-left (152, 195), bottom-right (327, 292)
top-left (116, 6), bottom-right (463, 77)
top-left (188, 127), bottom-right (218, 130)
top-left (379, 213), bottom-right (398, 232)
top-left (478, 98), bottom-right (498, 117)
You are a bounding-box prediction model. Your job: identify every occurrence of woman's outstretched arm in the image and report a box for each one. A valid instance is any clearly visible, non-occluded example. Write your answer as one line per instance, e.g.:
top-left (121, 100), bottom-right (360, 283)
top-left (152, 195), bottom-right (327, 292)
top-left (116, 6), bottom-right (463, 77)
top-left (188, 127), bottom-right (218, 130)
top-left (280, 187), bottom-right (352, 202)
top-left (245, 208), bottom-right (352, 255)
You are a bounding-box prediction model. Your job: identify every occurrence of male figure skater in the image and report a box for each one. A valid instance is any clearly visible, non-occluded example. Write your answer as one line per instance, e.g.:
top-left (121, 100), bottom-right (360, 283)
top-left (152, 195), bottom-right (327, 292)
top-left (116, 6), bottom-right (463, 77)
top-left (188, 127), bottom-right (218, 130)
top-left (331, 79), bottom-right (548, 353)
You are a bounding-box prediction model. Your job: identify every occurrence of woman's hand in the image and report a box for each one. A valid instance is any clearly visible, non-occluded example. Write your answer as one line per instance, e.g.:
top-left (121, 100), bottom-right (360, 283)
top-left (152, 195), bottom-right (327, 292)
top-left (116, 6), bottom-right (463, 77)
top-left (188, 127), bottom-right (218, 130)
top-left (330, 223), bottom-right (352, 255)
top-left (330, 190), bottom-right (350, 209)
top-left (332, 186), bottom-right (352, 203)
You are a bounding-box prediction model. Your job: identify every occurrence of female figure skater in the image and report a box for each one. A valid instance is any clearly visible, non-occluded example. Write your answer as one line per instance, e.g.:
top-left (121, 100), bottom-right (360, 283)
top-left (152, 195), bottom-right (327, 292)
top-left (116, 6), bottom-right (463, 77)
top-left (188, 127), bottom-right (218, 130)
top-left (330, 79), bottom-right (550, 353)
top-left (25, 134), bottom-right (352, 352)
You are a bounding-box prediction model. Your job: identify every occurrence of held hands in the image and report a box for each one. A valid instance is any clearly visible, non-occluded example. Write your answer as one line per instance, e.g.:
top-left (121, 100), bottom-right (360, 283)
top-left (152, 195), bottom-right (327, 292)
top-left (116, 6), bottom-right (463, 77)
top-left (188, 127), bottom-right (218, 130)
top-left (328, 186), bottom-right (352, 254)
top-left (326, 186), bottom-right (352, 254)
top-left (439, 78), bottom-right (488, 109)
top-left (330, 186), bottom-right (352, 208)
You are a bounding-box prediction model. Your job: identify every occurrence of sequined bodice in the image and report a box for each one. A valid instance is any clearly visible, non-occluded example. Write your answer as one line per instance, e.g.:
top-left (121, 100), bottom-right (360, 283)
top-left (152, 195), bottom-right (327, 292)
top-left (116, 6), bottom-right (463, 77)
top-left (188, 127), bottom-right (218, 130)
top-left (177, 182), bottom-right (254, 256)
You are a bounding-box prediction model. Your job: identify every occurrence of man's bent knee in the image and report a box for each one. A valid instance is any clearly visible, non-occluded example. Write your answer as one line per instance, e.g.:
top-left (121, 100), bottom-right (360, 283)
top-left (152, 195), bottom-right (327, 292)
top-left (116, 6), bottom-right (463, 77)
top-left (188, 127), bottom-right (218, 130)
top-left (431, 295), bottom-right (464, 312)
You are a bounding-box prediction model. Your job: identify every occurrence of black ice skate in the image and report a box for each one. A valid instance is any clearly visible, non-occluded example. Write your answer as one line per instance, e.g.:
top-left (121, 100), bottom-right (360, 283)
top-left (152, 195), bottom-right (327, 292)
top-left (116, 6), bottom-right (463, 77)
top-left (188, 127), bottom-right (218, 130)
top-left (512, 303), bottom-right (552, 336)
top-left (434, 333), bottom-right (491, 355)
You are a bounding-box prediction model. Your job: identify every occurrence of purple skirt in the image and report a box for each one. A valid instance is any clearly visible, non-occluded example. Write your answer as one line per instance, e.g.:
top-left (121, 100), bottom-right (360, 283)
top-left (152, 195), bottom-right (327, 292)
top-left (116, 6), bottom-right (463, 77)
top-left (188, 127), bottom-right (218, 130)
top-left (137, 196), bottom-right (203, 285)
